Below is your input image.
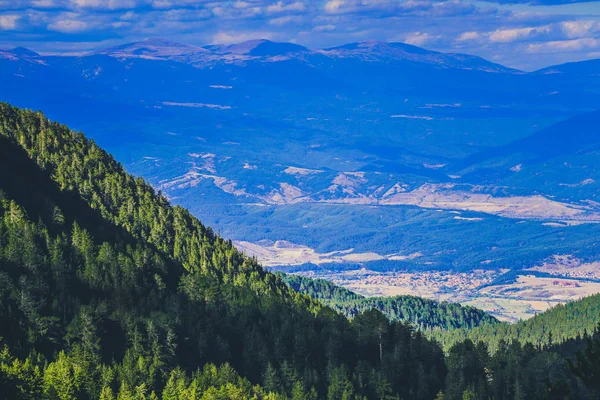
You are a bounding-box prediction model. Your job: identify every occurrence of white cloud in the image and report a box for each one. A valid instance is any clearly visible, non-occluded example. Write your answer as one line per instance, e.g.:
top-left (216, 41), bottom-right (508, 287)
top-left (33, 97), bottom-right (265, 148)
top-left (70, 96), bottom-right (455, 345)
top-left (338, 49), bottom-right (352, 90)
top-left (150, 0), bottom-right (173, 9)
top-left (312, 24), bottom-right (335, 32)
top-left (149, 0), bottom-right (211, 9)
top-left (324, 0), bottom-right (345, 13)
top-left (48, 17), bottom-right (89, 32)
top-left (457, 21), bottom-right (600, 48)
top-left (120, 10), bottom-right (136, 20)
top-left (212, 30), bottom-right (276, 44)
top-left (266, 1), bottom-right (305, 14)
top-left (560, 20), bottom-right (600, 39)
top-left (456, 31), bottom-right (480, 42)
top-left (322, 0), bottom-right (472, 17)
top-left (324, 0), bottom-right (390, 14)
top-left (31, 0), bottom-right (67, 7)
top-left (233, 1), bottom-right (252, 8)
top-left (402, 32), bottom-right (441, 46)
top-left (269, 15), bottom-right (301, 26)
top-left (527, 38), bottom-right (600, 53)
top-left (489, 26), bottom-right (550, 43)
top-left (0, 15), bottom-right (19, 30)
top-left (0, 0), bottom-right (68, 8)
top-left (211, 4), bottom-right (263, 19)
top-left (70, 0), bottom-right (140, 9)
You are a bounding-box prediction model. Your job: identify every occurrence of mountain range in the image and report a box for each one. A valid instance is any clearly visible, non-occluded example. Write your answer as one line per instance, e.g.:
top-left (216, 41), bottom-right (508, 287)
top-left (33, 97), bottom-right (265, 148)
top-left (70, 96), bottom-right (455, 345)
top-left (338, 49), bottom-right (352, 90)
top-left (1, 37), bottom-right (600, 281)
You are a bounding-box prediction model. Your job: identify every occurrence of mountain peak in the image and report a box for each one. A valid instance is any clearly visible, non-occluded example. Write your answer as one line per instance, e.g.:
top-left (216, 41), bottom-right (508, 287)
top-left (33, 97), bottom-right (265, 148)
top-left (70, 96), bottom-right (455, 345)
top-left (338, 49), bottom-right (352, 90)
top-left (534, 57), bottom-right (600, 76)
top-left (325, 40), bottom-right (434, 56)
top-left (97, 38), bottom-right (207, 58)
top-left (137, 37), bottom-right (192, 48)
top-left (321, 40), bottom-right (517, 72)
top-left (221, 39), bottom-right (309, 57)
top-left (7, 47), bottom-right (39, 58)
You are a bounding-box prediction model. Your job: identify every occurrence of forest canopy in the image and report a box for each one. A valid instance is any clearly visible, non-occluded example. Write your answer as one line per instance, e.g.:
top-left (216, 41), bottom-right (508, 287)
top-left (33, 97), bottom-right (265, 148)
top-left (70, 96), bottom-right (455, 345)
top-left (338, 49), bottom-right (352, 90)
top-left (0, 103), bottom-right (599, 399)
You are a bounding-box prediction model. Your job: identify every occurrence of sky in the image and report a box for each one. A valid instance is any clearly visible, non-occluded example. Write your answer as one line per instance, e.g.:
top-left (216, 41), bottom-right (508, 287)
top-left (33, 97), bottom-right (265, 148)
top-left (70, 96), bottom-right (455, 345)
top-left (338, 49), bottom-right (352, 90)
top-left (0, 0), bottom-right (599, 70)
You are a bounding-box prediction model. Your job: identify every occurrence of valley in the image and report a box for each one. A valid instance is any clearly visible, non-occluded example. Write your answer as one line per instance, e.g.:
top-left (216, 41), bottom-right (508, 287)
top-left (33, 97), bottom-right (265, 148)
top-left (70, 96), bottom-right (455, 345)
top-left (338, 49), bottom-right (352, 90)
top-left (273, 266), bottom-right (600, 323)
top-left (236, 235), bottom-right (600, 322)
top-left (3, 37), bottom-right (600, 326)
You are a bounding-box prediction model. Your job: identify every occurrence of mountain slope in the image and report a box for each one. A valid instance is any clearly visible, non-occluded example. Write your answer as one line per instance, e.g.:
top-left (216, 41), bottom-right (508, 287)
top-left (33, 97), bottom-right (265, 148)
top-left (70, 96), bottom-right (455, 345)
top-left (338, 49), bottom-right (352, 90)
top-left (455, 108), bottom-right (600, 202)
top-left (0, 103), bottom-right (451, 399)
top-left (1, 102), bottom-right (599, 398)
top-left (534, 58), bottom-right (600, 95)
top-left (281, 274), bottom-right (499, 330)
top-left (434, 293), bottom-right (600, 352)
top-left (457, 109), bottom-right (600, 169)
top-left (0, 103), bottom-right (286, 297)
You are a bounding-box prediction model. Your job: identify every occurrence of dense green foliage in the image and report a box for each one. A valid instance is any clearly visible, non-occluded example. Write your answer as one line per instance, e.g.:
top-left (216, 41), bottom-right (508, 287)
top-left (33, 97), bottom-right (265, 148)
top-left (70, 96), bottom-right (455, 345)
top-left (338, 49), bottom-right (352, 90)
top-left (441, 330), bottom-right (600, 400)
top-left (0, 103), bottom-right (447, 399)
top-left (0, 347), bottom-right (288, 400)
top-left (281, 274), bottom-right (498, 331)
top-left (569, 327), bottom-right (600, 398)
top-left (434, 293), bottom-right (600, 352)
top-left (1, 102), bottom-right (599, 399)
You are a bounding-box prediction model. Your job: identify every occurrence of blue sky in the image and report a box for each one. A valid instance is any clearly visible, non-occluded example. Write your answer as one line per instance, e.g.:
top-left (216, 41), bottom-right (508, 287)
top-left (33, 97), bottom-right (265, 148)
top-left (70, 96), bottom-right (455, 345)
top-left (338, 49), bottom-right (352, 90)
top-left (1, 0), bottom-right (599, 70)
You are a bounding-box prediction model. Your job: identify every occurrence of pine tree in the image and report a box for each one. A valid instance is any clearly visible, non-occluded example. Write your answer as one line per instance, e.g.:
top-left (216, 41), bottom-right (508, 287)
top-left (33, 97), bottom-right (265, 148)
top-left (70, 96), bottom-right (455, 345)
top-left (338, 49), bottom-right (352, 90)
top-left (44, 352), bottom-right (78, 400)
top-left (263, 363), bottom-right (282, 395)
top-left (100, 385), bottom-right (116, 400)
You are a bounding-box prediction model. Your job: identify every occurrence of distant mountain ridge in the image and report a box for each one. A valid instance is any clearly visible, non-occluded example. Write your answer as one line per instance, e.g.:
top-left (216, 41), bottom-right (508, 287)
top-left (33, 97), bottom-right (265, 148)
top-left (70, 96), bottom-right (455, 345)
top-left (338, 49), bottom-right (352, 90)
top-left (321, 40), bottom-right (519, 72)
top-left (7, 37), bottom-right (600, 74)
top-left (96, 37), bottom-right (208, 58)
top-left (6, 37), bottom-right (520, 73)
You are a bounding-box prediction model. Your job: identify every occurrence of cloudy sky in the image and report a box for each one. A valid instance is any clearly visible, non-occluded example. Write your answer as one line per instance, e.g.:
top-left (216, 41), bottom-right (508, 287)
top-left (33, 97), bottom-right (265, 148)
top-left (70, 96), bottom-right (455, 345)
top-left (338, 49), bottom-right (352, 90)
top-left (0, 0), bottom-right (599, 70)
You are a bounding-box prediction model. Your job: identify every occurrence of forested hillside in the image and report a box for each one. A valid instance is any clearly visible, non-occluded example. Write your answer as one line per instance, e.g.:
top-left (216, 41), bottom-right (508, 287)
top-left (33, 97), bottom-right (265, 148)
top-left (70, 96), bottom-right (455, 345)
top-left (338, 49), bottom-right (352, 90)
top-left (0, 103), bottom-right (599, 399)
top-left (433, 293), bottom-right (600, 352)
top-left (281, 274), bottom-right (498, 331)
top-left (0, 103), bottom-right (447, 399)
top-left (283, 273), bottom-right (600, 356)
